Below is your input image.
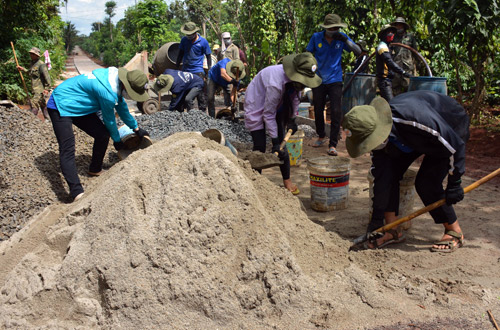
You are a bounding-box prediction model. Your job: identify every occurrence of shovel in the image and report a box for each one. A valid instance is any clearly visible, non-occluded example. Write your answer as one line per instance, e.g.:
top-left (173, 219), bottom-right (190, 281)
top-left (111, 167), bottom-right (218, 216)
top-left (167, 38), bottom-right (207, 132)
top-left (349, 167), bottom-right (500, 251)
top-left (240, 129), bottom-right (293, 170)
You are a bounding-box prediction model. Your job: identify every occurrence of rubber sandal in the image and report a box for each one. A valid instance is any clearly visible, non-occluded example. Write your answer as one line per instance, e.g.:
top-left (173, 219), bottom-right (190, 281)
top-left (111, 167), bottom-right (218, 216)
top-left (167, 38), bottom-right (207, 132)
top-left (88, 170), bottom-right (103, 177)
top-left (290, 187), bottom-right (300, 195)
top-left (312, 139), bottom-right (327, 148)
top-left (327, 146), bottom-right (338, 156)
top-left (364, 228), bottom-right (406, 249)
top-left (430, 230), bottom-right (464, 253)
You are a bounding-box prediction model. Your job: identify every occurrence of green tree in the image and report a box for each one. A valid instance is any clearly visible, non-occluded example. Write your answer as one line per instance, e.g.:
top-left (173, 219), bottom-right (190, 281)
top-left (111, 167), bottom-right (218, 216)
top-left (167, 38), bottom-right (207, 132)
top-left (63, 21), bottom-right (79, 53)
top-left (105, 1), bottom-right (117, 42)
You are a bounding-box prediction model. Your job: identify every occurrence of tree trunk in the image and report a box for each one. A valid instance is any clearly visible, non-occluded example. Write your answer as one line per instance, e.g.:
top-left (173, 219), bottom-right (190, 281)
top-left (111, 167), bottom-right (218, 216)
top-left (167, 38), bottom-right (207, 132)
top-left (449, 49), bottom-right (463, 105)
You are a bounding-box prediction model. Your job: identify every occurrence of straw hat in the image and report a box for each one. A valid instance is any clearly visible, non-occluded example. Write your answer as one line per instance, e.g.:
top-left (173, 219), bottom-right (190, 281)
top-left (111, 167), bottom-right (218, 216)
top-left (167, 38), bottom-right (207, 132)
top-left (118, 68), bottom-right (150, 102)
top-left (282, 52), bottom-right (322, 88)
top-left (342, 97), bottom-right (393, 158)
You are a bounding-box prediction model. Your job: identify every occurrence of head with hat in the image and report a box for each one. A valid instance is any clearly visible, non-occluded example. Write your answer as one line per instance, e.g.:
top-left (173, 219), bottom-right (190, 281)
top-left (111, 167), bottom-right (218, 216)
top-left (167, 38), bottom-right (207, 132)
top-left (181, 21), bottom-right (199, 40)
top-left (28, 47), bottom-right (41, 61)
top-left (320, 14), bottom-right (347, 39)
top-left (153, 74), bottom-right (174, 95)
top-left (391, 17), bottom-right (410, 34)
top-left (342, 97), bottom-right (393, 158)
top-left (118, 68), bottom-right (150, 102)
top-left (283, 52), bottom-right (322, 90)
top-left (225, 59), bottom-right (246, 80)
top-left (378, 24), bottom-right (397, 43)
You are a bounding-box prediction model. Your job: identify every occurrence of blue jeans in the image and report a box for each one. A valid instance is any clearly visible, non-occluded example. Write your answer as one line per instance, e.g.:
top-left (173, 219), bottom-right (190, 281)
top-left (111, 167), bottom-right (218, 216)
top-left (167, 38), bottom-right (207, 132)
top-left (48, 108), bottom-right (110, 198)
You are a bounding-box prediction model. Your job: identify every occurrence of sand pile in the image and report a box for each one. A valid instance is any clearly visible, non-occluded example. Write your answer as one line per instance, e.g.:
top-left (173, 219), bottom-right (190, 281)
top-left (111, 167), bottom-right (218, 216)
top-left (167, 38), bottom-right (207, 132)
top-left (0, 132), bottom-right (396, 329)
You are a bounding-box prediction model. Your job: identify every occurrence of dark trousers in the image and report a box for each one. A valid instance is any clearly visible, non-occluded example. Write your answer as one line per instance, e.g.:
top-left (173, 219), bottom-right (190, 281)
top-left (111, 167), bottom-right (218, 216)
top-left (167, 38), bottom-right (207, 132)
top-left (378, 78), bottom-right (394, 102)
top-left (193, 72), bottom-right (207, 111)
top-left (368, 145), bottom-right (457, 232)
top-left (250, 111), bottom-right (290, 180)
top-left (207, 78), bottom-right (231, 118)
top-left (48, 108), bottom-right (110, 198)
top-left (313, 82), bottom-right (342, 148)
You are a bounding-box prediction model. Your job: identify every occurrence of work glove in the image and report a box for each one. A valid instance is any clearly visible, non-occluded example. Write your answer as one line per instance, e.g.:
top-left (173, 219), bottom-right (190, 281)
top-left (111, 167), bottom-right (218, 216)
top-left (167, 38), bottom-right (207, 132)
top-left (134, 127), bottom-right (149, 138)
top-left (287, 117), bottom-right (298, 135)
top-left (271, 137), bottom-right (287, 161)
top-left (402, 71), bottom-right (413, 78)
top-left (114, 141), bottom-right (125, 151)
top-left (445, 178), bottom-right (464, 205)
top-left (331, 31), bottom-right (348, 42)
top-left (230, 79), bottom-right (238, 85)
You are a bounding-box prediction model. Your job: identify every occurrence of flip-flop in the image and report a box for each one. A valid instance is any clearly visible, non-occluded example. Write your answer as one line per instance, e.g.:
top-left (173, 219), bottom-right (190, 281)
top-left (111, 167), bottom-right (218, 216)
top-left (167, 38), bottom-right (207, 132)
top-left (312, 139), bottom-right (327, 148)
top-left (290, 187), bottom-right (300, 195)
top-left (430, 230), bottom-right (464, 253)
top-left (327, 146), bottom-right (338, 156)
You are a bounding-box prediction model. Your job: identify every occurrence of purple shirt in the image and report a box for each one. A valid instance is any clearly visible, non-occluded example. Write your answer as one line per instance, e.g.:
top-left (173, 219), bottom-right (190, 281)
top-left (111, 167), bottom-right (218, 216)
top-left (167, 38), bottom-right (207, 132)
top-left (244, 65), bottom-right (300, 138)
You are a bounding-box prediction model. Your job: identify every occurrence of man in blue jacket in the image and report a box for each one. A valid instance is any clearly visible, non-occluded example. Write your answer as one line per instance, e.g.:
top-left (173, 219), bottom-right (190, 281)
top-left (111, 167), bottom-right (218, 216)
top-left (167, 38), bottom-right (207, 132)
top-left (175, 22), bottom-right (212, 112)
top-left (153, 69), bottom-right (204, 112)
top-left (46, 67), bottom-right (150, 202)
top-left (342, 91), bottom-right (469, 252)
top-left (207, 59), bottom-right (246, 118)
top-left (307, 13), bottom-right (361, 156)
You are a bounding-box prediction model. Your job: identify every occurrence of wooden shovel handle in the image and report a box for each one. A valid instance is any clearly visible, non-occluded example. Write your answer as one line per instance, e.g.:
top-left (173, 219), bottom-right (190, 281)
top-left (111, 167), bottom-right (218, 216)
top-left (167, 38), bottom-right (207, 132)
top-left (377, 167), bottom-right (500, 233)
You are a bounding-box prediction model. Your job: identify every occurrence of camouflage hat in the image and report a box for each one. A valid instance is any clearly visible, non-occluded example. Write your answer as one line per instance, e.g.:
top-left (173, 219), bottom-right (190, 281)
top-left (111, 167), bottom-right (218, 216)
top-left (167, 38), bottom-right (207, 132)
top-left (282, 52), bottom-right (322, 88)
top-left (29, 47), bottom-right (41, 57)
top-left (181, 22), bottom-right (199, 35)
top-left (153, 74), bottom-right (174, 94)
top-left (391, 17), bottom-right (410, 30)
top-left (342, 97), bottom-right (393, 158)
top-left (225, 59), bottom-right (246, 80)
top-left (320, 14), bottom-right (347, 29)
top-left (118, 68), bottom-right (150, 102)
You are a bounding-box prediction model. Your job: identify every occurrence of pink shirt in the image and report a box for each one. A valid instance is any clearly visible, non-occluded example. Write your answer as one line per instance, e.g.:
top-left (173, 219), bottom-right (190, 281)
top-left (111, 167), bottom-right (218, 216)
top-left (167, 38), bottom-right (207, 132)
top-left (244, 65), bottom-right (299, 138)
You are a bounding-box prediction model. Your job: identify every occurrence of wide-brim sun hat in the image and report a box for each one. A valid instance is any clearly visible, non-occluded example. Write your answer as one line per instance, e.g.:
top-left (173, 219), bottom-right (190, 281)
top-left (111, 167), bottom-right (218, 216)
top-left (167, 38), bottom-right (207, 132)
top-left (378, 24), bottom-right (397, 40)
top-left (118, 68), bottom-right (150, 102)
top-left (29, 47), bottom-right (41, 57)
top-left (181, 21), bottom-right (199, 35)
top-left (153, 74), bottom-right (174, 94)
top-left (391, 17), bottom-right (411, 30)
top-left (282, 52), bottom-right (322, 88)
top-left (320, 14), bottom-right (347, 29)
top-left (225, 59), bottom-right (246, 80)
top-left (342, 97), bottom-right (393, 158)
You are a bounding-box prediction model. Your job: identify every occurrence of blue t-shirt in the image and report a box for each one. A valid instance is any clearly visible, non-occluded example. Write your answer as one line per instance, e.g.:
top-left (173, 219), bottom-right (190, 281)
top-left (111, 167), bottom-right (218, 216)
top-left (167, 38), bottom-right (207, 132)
top-left (306, 31), bottom-right (353, 84)
top-left (163, 69), bottom-right (204, 110)
top-left (179, 34), bottom-right (211, 74)
top-left (208, 58), bottom-right (231, 87)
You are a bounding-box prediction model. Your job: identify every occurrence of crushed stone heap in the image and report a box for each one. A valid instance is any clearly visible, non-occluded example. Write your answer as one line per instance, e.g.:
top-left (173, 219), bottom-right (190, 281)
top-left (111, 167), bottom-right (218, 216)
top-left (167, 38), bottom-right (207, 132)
top-left (0, 132), bottom-right (367, 329)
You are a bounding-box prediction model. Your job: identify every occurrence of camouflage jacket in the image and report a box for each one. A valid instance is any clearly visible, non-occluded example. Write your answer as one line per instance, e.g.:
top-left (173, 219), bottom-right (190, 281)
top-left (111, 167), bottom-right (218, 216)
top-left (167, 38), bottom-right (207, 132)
top-left (392, 33), bottom-right (418, 72)
top-left (29, 60), bottom-right (51, 93)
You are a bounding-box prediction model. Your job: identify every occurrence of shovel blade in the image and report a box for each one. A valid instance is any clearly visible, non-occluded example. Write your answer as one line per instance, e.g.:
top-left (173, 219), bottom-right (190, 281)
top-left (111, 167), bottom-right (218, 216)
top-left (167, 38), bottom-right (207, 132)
top-left (239, 151), bottom-right (283, 170)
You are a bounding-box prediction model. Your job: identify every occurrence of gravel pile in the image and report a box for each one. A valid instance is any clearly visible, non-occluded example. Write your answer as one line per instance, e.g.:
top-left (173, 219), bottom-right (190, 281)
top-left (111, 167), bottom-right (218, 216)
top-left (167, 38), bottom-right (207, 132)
top-left (135, 109), bottom-right (253, 144)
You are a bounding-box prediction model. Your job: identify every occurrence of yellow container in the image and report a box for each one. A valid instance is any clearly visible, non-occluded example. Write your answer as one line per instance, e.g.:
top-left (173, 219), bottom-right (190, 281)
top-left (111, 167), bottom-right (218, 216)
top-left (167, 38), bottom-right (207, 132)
top-left (286, 130), bottom-right (305, 166)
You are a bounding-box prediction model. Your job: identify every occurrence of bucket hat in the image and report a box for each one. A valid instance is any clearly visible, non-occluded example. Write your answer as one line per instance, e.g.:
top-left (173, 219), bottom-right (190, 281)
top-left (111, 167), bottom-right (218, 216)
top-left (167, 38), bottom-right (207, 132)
top-left (282, 52), bottom-right (322, 88)
top-left (180, 22), bottom-right (199, 35)
top-left (225, 59), bottom-right (246, 80)
top-left (153, 74), bottom-right (174, 94)
top-left (221, 32), bottom-right (231, 39)
top-left (320, 14), bottom-right (347, 29)
top-left (378, 24), bottom-right (397, 40)
top-left (29, 47), bottom-right (41, 57)
top-left (391, 17), bottom-right (410, 30)
top-left (342, 97), bottom-right (393, 158)
top-left (118, 68), bottom-right (150, 102)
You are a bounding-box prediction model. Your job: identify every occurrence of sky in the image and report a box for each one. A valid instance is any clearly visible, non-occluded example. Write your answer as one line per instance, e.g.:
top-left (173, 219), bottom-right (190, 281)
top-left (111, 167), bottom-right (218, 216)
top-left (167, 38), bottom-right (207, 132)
top-left (59, 0), bottom-right (138, 36)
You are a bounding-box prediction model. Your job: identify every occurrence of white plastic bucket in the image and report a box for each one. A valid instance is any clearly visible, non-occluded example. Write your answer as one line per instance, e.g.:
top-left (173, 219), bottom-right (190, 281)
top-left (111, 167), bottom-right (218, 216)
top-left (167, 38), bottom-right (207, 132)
top-left (307, 157), bottom-right (351, 211)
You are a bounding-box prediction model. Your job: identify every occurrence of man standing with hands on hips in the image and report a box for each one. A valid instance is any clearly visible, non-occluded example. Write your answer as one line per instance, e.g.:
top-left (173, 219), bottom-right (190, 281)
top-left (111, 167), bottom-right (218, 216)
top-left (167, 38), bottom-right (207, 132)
top-left (307, 14), bottom-right (361, 156)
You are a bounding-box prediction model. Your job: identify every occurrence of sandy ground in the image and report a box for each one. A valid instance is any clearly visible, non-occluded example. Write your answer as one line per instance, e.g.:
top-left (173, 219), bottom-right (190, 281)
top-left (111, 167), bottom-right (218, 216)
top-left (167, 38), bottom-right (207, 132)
top-left (0, 130), bottom-right (499, 329)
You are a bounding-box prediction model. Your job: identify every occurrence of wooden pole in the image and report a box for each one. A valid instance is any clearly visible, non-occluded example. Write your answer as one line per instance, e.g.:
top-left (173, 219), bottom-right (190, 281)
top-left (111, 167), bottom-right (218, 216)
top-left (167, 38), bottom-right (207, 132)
top-left (10, 41), bottom-right (33, 109)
